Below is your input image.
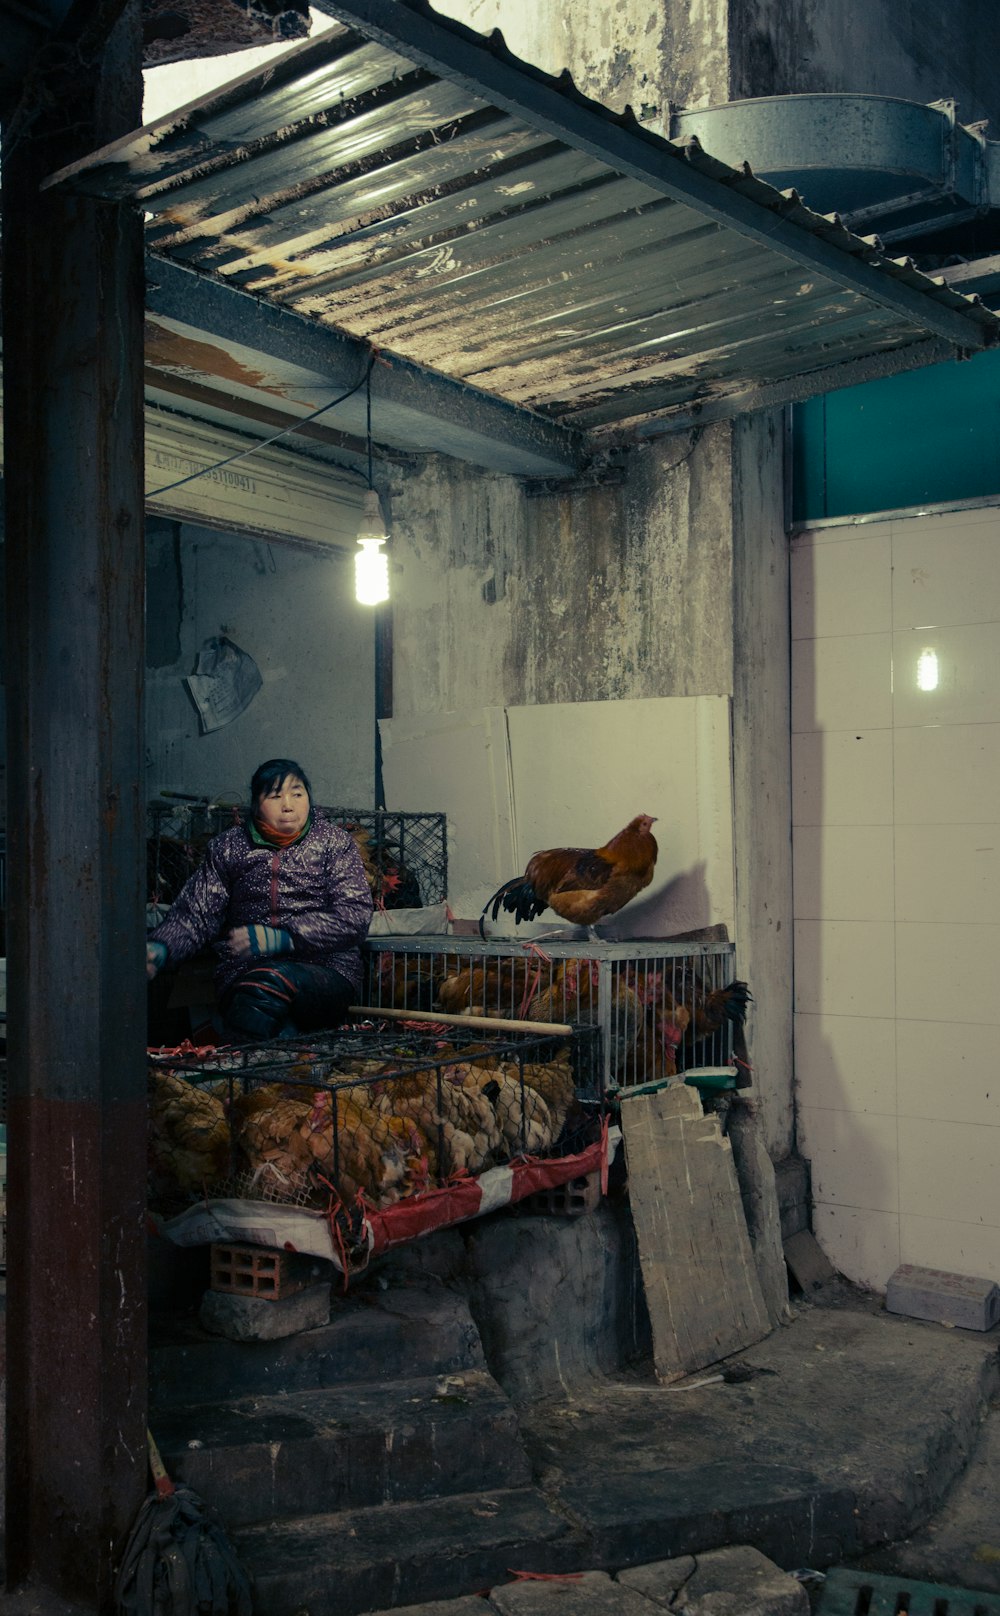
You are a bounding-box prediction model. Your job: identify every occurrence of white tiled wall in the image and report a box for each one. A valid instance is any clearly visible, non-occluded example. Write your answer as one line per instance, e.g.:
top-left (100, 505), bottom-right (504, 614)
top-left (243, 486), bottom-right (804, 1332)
top-left (791, 504), bottom-right (1000, 1290)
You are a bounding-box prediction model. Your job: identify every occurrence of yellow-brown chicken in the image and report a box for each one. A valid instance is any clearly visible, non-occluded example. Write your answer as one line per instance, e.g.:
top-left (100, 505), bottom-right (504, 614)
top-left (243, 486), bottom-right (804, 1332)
top-left (230, 1082), bottom-right (314, 1194)
top-left (525, 958), bottom-right (598, 1024)
top-left (516, 1050), bottom-right (578, 1142)
top-left (368, 1062), bottom-right (503, 1179)
top-left (480, 815), bottom-right (658, 937)
top-left (374, 948), bottom-right (463, 1012)
top-left (525, 958), bottom-right (643, 1078)
top-left (149, 1068), bottom-right (231, 1196)
top-left (436, 957), bottom-right (535, 1018)
top-left (371, 1086), bottom-right (475, 1182)
top-left (294, 1086), bottom-right (412, 1207)
top-left (468, 1063), bottom-right (555, 1156)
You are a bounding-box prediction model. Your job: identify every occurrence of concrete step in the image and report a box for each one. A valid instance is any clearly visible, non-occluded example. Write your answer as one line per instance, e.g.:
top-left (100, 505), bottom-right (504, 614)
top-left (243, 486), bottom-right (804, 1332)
top-left (150, 1285), bottom-right (486, 1406)
top-left (233, 1486), bottom-right (586, 1616)
top-left (152, 1371), bottom-right (532, 1528)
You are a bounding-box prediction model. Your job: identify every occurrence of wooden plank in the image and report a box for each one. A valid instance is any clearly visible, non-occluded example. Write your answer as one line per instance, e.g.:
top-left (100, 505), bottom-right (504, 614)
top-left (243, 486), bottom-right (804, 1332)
top-left (621, 1084), bottom-right (771, 1382)
top-left (783, 1230), bottom-right (837, 1295)
top-left (350, 1005), bottom-right (572, 1035)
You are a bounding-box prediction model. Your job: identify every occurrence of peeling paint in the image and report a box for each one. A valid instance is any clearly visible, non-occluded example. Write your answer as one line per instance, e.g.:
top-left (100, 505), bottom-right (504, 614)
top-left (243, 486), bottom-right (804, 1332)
top-left (144, 321), bottom-right (294, 397)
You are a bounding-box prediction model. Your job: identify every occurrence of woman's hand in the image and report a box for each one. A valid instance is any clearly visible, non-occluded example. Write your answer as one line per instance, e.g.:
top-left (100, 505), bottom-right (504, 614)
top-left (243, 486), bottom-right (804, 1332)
top-left (225, 924), bottom-right (293, 958)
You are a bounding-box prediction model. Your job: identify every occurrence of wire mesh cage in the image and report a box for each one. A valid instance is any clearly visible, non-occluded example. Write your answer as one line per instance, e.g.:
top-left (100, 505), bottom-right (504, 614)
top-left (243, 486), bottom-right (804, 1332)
top-left (147, 1021), bottom-right (602, 1220)
top-left (326, 809), bottom-right (447, 907)
top-left (146, 800), bottom-right (447, 911)
top-left (361, 937), bottom-right (748, 1092)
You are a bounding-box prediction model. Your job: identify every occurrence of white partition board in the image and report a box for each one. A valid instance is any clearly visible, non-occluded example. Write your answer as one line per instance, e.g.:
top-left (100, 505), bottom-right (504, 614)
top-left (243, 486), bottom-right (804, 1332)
top-left (379, 707), bottom-right (516, 918)
top-left (381, 696), bottom-right (733, 936)
top-left (505, 696), bottom-right (734, 938)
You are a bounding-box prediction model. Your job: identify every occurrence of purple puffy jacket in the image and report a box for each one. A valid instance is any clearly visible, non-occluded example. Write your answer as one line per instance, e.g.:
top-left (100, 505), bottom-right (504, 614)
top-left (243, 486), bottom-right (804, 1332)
top-left (149, 812), bottom-right (374, 998)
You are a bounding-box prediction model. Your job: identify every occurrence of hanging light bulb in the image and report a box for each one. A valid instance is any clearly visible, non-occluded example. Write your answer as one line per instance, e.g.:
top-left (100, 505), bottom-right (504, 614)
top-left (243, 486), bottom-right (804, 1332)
top-left (355, 488), bottom-right (389, 605)
top-left (355, 357), bottom-right (390, 606)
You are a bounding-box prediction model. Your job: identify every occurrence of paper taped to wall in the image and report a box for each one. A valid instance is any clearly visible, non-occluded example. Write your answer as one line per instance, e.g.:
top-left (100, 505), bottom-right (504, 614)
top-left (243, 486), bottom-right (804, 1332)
top-left (184, 635), bottom-right (262, 734)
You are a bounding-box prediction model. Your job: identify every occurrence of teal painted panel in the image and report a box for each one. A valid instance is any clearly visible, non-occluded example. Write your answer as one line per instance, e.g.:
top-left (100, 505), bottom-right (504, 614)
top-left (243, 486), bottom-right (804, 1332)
top-left (792, 346), bottom-right (1000, 521)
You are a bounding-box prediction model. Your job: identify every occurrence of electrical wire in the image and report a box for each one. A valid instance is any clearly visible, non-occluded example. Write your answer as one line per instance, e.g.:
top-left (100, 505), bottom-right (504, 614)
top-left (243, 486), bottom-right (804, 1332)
top-left (144, 354), bottom-right (376, 499)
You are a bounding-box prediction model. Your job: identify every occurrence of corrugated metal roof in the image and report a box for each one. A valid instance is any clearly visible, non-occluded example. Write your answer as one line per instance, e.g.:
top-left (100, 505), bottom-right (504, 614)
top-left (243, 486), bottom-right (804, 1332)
top-left (48, 0), bottom-right (1000, 457)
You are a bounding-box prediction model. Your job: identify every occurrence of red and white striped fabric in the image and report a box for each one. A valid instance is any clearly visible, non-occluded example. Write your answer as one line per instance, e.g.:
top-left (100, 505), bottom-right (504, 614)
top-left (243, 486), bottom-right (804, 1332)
top-left (159, 1124), bottom-right (618, 1277)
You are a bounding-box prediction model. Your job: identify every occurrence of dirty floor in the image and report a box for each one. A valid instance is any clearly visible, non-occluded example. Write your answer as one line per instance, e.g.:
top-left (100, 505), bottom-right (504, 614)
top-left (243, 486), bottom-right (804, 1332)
top-left (1, 1275), bottom-right (999, 1611)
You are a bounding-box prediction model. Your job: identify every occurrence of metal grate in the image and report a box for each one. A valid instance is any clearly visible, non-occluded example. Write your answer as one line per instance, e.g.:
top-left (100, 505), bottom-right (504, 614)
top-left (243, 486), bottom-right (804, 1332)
top-left (146, 800), bottom-right (447, 910)
top-left (362, 936), bottom-right (747, 1092)
top-left (817, 1568), bottom-right (1000, 1616)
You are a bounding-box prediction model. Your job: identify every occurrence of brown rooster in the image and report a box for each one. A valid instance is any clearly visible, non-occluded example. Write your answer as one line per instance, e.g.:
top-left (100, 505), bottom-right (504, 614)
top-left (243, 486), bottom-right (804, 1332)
top-left (480, 815), bottom-right (658, 937)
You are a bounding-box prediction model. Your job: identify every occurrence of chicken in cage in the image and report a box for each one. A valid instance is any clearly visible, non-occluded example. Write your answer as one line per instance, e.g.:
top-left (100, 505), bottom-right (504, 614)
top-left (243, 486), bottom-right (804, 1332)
top-left (363, 938), bottom-right (750, 1091)
top-left (147, 1026), bottom-right (600, 1215)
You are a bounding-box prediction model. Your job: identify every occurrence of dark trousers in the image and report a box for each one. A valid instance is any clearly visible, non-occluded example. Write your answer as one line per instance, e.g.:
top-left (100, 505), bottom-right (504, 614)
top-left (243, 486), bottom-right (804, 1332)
top-left (222, 961), bottom-right (356, 1042)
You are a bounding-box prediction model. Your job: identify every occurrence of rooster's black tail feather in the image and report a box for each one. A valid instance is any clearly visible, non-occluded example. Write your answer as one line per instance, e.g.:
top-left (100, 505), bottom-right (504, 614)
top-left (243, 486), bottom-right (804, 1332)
top-left (479, 877), bottom-right (543, 937)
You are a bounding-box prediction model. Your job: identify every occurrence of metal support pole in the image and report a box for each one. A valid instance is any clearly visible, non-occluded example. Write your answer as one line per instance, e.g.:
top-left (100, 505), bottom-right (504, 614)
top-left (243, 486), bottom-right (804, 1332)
top-left (1, 2), bottom-right (148, 1604)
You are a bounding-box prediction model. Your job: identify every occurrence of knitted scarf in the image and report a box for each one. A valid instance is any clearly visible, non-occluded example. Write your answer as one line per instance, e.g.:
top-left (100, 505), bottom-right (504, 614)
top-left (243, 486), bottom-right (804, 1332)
top-left (249, 811), bottom-right (313, 849)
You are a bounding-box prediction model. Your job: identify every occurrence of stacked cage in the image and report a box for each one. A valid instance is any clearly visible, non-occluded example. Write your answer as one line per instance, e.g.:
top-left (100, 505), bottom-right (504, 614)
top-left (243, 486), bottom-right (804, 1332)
top-left (147, 1022), bottom-right (603, 1224)
top-left (147, 800), bottom-right (447, 913)
top-left (362, 937), bottom-right (748, 1092)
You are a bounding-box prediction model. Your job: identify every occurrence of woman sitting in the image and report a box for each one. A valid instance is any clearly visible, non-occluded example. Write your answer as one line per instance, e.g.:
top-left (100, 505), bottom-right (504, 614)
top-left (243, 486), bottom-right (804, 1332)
top-left (146, 757), bottom-right (373, 1042)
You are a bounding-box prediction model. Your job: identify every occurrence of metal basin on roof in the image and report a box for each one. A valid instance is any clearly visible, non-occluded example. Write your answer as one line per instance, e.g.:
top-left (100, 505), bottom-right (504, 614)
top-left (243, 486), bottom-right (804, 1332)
top-left (45, 0), bottom-right (1000, 475)
top-left (672, 94), bottom-right (1000, 244)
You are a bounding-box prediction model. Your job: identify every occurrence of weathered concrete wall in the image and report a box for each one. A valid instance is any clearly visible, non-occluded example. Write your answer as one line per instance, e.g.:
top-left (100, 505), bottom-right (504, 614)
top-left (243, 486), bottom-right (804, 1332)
top-left (389, 423), bottom-right (795, 1162)
top-left (364, 1207), bottom-right (650, 1403)
top-left (388, 430), bottom-right (734, 716)
top-left (145, 520), bottom-right (374, 806)
top-left (731, 411), bottom-right (794, 1158)
top-left (465, 1203), bottom-right (651, 1403)
top-left (432, 0), bottom-right (730, 122)
top-left (729, 0), bottom-right (1000, 123)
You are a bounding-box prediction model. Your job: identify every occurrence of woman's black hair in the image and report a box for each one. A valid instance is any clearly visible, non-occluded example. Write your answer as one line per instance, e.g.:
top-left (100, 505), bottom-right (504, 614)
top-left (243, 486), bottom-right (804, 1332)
top-left (250, 758), bottom-right (312, 806)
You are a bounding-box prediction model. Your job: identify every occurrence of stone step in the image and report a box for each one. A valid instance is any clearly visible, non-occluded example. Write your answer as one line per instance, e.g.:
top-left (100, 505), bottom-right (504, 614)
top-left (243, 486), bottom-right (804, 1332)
top-left (150, 1285), bottom-right (486, 1406)
top-left (232, 1486), bottom-right (586, 1616)
top-left (153, 1370), bottom-right (530, 1528)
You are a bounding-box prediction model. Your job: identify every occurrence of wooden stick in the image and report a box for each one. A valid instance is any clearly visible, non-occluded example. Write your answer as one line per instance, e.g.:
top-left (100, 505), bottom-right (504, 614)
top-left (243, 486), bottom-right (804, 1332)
top-left (349, 1004), bottom-right (573, 1036)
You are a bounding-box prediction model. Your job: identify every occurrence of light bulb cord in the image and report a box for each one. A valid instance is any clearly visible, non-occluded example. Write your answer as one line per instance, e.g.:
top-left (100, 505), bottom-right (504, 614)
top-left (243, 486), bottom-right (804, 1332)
top-left (366, 363), bottom-right (374, 492)
top-left (146, 352), bottom-right (378, 499)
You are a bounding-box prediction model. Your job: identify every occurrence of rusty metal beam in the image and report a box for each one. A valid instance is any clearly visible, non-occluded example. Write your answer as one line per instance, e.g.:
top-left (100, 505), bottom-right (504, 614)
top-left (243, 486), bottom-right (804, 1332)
top-left (1, 0), bottom-right (148, 1604)
top-left (603, 335), bottom-right (960, 439)
top-left (145, 255), bottom-right (586, 479)
top-left (143, 360), bottom-right (385, 471)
